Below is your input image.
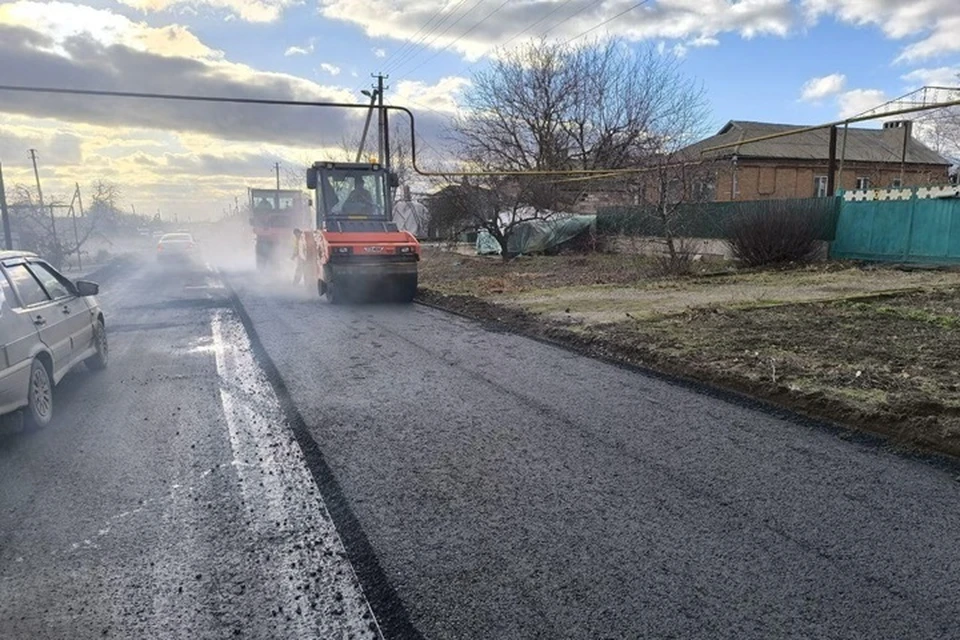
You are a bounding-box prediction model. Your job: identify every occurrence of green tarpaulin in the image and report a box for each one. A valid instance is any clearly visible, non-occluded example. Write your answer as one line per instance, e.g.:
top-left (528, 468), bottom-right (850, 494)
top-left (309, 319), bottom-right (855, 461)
top-left (476, 215), bottom-right (596, 255)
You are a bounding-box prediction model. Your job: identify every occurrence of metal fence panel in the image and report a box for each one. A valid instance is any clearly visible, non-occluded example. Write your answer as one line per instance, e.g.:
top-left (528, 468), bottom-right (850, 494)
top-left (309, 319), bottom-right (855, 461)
top-left (597, 197), bottom-right (839, 241)
top-left (831, 186), bottom-right (960, 263)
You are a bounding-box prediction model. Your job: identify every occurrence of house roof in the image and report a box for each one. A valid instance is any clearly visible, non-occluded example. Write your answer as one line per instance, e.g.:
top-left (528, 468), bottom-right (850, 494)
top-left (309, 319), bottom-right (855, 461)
top-left (686, 120), bottom-right (950, 166)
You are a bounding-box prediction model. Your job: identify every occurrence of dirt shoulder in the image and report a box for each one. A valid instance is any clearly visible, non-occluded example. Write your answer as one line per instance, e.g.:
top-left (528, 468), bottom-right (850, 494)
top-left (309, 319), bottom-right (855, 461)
top-left (418, 248), bottom-right (960, 457)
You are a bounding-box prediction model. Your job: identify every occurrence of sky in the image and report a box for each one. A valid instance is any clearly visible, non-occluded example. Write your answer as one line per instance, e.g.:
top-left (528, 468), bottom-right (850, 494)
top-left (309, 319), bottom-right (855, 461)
top-left (0, 0), bottom-right (958, 220)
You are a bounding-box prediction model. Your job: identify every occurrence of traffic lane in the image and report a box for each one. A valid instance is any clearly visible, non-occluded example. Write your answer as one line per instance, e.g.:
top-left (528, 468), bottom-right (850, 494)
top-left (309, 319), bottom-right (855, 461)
top-left (232, 277), bottom-right (960, 640)
top-left (0, 260), bottom-right (378, 639)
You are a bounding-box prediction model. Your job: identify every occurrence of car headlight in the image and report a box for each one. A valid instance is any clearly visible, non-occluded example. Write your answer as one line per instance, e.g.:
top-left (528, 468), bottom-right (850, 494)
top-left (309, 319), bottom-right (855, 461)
top-left (398, 246), bottom-right (414, 254)
top-left (334, 246), bottom-right (351, 254)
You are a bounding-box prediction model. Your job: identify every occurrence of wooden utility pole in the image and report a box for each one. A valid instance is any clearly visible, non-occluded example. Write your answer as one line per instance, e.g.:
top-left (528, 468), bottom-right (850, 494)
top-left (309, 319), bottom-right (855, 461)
top-left (0, 162), bottom-right (12, 250)
top-left (69, 184), bottom-right (82, 269)
top-left (273, 161), bottom-right (282, 209)
top-left (826, 126), bottom-right (838, 197)
top-left (374, 73), bottom-right (391, 170)
top-left (30, 149), bottom-right (58, 246)
top-left (356, 87), bottom-right (379, 162)
top-left (75, 182), bottom-right (85, 217)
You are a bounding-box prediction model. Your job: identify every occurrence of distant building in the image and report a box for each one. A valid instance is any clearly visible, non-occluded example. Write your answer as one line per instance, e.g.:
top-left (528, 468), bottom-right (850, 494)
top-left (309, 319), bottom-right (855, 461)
top-left (684, 120), bottom-right (951, 201)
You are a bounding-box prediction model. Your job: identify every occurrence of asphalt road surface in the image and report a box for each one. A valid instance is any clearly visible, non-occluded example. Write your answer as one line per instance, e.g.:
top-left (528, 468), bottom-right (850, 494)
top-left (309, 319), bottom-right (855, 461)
top-left (0, 259), bottom-right (378, 640)
top-left (3, 255), bottom-right (960, 639)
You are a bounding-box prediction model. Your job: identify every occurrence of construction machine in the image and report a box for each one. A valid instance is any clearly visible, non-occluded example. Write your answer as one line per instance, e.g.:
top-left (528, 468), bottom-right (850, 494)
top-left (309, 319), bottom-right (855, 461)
top-left (248, 188), bottom-right (311, 270)
top-left (306, 161), bottom-right (420, 303)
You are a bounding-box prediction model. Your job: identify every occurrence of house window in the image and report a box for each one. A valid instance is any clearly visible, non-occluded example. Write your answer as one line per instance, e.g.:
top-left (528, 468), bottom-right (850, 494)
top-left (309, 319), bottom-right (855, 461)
top-left (693, 179), bottom-right (716, 201)
top-left (856, 177), bottom-right (870, 190)
top-left (814, 176), bottom-right (828, 198)
top-left (891, 178), bottom-right (903, 189)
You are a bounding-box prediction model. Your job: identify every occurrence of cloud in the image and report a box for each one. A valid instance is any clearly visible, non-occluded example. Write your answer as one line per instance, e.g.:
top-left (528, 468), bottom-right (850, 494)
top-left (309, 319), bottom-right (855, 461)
top-left (0, 8), bottom-right (361, 148)
top-left (373, 47), bottom-right (386, 58)
top-left (0, 1), bottom-right (220, 59)
top-left (393, 76), bottom-right (468, 114)
top-left (319, 0), bottom-right (796, 62)
top-left (319, 62), bottom-right (341, 76)
top-left (800, 73), bottom-right (846, 102)
top-left (284, 45), bottom-right (311, 56)
top-left (0, 127), bottom-right (83, 166)
top-left (802, 0), bottom-right (960, 62)
top-left (837, 88), bottom-right (888, 118)
top-left (116, 0), bottom-right (300, 23)
top-left (902, 66), bottom-right (960, 88)
top-left (0, 4), bottom-right (457, 219)
top-left (284, 37), bottom-right (315, 57)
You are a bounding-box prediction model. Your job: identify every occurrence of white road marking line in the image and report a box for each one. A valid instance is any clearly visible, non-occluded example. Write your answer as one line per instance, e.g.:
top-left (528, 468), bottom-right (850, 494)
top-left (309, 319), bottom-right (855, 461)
top-left (211, 309), bottom-right (382, 640)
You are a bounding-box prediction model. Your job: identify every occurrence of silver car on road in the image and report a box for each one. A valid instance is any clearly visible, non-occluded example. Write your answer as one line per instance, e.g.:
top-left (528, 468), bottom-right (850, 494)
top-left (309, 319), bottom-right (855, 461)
top-left (0, 251), bottom-right (107, 428)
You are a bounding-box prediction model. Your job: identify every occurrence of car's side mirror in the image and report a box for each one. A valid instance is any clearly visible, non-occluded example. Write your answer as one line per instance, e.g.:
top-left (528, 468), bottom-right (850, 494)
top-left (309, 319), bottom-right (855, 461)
top-left (75, 280), bottom-right (99, 297)
top-left (306, 167), bottom-right (318, 190)
top-left (388, 172), bottom-right (400, 188)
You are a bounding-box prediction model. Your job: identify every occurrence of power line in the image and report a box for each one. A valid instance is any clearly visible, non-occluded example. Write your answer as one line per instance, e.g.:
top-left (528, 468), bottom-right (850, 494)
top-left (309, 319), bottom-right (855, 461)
top-left (539, 0), bottom-right (603, 39)
top-left (388, 0), bottom-right (488, 76)
top-left (381, 3), bottom-right (454, 71)
top-left (495, 0), bottom-right (577, 52)
top-left (385, 0), bottom-right (479, 74)
top-left (562, 0), bottom-right (652, 45)
top-left (399, 0), bottom-right (514, 78)
top-left (450, 0), bottom-right (579, 77)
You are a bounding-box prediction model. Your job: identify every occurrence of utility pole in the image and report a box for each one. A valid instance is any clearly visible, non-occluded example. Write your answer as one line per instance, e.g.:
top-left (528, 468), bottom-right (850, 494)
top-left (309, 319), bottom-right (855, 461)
top-left (274, 161), bottom-right (281, 209)
top-left (75, 182), bottom-right (85, 218)
top-left (68, 184), bottom-right (82, 269)
top-left (374, 73), bottom-right (391, 170)
top-left (0, 162), bottom-right (12, 250)
top-left (357, 87), bottom-right (379, 162)
top-left (30, 149), bottom-right (58, 246)
top-left (826, 126), bottom-right (838, 197)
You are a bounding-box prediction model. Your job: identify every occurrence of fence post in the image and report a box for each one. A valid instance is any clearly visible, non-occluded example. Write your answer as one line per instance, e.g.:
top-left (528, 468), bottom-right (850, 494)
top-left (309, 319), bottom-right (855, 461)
top-left (903, 187), bottom-right (917, 260)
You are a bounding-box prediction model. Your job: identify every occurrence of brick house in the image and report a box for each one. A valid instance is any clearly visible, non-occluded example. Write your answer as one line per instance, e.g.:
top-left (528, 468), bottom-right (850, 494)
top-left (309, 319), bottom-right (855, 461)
top-left (684, 120), bottom-right (951, 201)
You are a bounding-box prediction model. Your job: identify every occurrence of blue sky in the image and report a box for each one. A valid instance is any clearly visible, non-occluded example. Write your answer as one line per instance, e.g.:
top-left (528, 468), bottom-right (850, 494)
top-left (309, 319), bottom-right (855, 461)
top-left (0, 0), bottom-right (958, 216)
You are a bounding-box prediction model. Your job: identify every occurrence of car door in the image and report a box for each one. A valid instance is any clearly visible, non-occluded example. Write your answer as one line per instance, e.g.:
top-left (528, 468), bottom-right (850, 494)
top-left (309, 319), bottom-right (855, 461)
top-left (27, 260), bottom-right (94, 365)
top-left (2, 262), bottom-right (68, 377)
top-left (0, 268), bottom-right (43, 415)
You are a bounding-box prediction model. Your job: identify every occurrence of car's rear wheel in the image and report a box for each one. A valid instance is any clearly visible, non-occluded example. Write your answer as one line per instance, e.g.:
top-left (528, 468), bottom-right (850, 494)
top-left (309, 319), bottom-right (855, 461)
top-left (25, 359), bottom-right (53, 429)
top-left (85, 320), bottom-right (108, 371)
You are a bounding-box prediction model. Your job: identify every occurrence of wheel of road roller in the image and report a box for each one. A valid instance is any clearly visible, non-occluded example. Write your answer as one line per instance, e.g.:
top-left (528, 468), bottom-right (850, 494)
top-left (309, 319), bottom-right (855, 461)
top-left (325, 278), bottom-right (344, 305)
top-left (395, 273), bottom-right (418, 304)
top-left (255, 240), bottom-right (268, 270)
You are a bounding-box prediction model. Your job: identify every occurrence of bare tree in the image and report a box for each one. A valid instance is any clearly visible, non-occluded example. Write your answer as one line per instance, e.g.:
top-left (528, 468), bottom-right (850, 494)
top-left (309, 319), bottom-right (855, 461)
top-left (9, 185), bottom-right (100, 269)
top-left (452, 38), bottom-right (708, 257)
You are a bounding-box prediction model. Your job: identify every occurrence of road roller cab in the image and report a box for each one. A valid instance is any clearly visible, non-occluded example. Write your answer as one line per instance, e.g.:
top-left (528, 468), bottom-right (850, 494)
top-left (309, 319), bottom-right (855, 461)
top-left (306, 161), bottom-right (420, 303)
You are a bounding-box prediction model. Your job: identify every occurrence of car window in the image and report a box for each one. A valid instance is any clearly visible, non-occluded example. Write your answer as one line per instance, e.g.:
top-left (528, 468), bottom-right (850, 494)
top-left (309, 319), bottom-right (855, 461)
top-left (161, 234), bottom-right (193, 243)
top-left (5, 264), bottom-right (52, 307)
top-left (28, 262), bottom-right (73, 300)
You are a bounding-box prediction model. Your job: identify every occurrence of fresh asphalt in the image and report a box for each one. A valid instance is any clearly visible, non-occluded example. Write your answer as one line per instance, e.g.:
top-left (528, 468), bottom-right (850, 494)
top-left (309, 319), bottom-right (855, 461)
top-left (233, 271), bottom-right (960, 640)
top-left (0, 258), bottom-right (378, 640)
top-left (2, 254), bottom-right (960, 639)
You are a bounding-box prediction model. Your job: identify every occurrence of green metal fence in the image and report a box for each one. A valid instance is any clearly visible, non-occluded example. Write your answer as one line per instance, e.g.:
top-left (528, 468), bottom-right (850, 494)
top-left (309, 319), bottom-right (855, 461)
top-left (830, 186), bottom-right (960, 263)
top-left (597, 197), bottom-right (840, 241)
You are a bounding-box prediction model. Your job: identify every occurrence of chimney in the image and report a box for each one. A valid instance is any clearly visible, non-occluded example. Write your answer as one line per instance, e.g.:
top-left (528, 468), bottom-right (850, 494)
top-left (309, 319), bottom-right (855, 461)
top-left (882, 120), bottom-right (913, 152)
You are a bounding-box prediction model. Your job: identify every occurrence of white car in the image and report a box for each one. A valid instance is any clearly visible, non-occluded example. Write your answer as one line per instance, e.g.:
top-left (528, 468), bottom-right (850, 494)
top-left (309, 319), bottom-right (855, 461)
top-left (156, 232), bottom-right (200, 265)
top-left (0, 251), bottom-right (107, 428)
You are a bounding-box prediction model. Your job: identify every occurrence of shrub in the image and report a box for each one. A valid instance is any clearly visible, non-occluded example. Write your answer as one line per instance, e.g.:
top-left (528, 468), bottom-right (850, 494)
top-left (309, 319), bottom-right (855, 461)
top-left (725, 202), bottom-right (823, 267)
